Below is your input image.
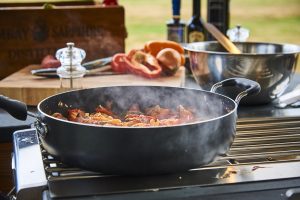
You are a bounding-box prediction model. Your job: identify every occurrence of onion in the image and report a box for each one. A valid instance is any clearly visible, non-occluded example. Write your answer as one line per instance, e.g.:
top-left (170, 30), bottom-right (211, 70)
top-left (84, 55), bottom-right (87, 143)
top-left (156, 48), bottom-right (181, 75)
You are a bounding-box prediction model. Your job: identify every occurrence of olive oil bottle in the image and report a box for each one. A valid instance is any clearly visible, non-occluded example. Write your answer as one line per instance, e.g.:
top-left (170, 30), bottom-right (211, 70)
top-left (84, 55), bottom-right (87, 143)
top-left (187, 0), bottom-right (205, 43)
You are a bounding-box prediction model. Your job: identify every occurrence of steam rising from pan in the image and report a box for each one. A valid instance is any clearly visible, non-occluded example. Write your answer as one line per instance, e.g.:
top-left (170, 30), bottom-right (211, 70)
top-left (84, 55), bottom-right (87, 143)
top-left (41, 86), bottom-right (235, 125)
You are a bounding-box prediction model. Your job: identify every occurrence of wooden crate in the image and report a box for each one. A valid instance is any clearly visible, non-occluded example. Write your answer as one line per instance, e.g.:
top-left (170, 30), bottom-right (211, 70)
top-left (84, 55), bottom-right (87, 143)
top-left (0, 5), bottom-right (126, 80)
top-left (0, 1), bottom-right (96, 7)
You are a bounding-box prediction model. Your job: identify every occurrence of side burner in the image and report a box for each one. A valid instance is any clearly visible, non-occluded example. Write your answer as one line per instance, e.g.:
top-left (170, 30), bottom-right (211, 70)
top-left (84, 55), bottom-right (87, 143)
top-left (12, 129), bottom-right (47, 200)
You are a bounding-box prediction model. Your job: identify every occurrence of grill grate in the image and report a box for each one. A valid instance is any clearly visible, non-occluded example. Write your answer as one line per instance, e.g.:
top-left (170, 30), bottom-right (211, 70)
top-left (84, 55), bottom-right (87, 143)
top-left (42, 117), bottom-right (300, 179)
top-left (228, 117), bottom-right (300, 164)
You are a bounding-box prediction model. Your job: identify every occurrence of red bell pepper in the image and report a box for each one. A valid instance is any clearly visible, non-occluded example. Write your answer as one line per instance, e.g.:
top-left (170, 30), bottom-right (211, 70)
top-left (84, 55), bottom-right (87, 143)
top-left (111, 53), bottom-right (129, 74)
top-left (127, 49), bottom-right (162, 79)
top-left (41, 55), bottom-right (61, 68)
top-left (111, 50), bottom-right (162, 79)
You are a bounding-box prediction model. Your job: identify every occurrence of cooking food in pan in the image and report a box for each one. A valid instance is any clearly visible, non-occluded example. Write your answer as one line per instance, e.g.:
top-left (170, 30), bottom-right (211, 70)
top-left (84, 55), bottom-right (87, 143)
top-left (52, 103), bottom-right (198, 127)
top-left (1, 78), bottom-right (260, 175)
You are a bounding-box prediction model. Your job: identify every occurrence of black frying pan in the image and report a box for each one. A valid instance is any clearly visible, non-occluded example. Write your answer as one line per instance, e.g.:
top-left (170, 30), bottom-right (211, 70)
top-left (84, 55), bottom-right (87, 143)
top-left (0, 78), bottom-right (260, 175)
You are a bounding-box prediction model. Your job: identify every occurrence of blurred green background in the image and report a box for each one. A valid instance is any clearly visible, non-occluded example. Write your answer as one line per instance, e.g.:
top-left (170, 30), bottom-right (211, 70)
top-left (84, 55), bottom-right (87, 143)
top-left (121, 0), bottom-right (300, 50)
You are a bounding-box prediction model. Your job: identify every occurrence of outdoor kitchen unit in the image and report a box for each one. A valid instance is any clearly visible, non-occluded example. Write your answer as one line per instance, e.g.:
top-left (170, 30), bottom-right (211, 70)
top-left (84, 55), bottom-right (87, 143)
top-left (0, 1), bottom-right (299, 200)
top-left (9, 90), bottom-right (300, 200)
top-left (11, 116), bottom-right (300, 200)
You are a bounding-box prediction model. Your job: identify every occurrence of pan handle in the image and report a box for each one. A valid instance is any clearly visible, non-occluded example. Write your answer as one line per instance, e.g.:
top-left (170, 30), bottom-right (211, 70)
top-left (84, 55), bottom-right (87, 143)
top-left (0, 95), bottom-right (48, 137)
top-left (210, 78), bottom-right (261, 104)
top-left (0, 95), bottom-right (28, 121)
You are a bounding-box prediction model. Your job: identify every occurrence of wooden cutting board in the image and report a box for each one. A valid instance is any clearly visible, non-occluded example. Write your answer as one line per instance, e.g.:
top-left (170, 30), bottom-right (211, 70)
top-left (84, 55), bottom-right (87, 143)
top-left (0, 65), bottom-right (186, 105)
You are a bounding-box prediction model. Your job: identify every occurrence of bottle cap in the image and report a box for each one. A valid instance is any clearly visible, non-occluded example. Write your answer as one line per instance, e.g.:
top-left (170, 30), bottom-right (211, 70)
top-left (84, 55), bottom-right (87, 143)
top-left (172, 0), bottom-right (181, 16)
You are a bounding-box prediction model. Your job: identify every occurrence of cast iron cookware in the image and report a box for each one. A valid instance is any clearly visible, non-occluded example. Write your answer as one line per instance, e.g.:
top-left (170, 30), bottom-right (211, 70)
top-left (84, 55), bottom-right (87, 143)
top-left (0, 78), bottom-right (260, 175)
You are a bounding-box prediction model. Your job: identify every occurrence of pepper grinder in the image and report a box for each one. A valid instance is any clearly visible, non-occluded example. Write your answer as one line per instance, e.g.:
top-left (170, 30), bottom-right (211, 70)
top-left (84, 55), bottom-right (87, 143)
top-left (56, 42), bottom-right (86, 89)
top-left (226, 25), bottom-right (250, 42)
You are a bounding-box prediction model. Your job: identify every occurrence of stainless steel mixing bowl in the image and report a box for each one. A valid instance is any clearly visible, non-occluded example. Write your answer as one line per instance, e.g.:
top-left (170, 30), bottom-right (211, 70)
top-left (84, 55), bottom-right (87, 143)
top-left (184, 41), bottom-right (300, 105)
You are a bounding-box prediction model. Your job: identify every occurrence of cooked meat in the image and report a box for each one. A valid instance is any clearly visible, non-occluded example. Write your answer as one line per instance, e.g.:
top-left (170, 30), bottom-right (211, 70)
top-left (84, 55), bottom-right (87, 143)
top-left (52, 103), bottom-right (197, 127)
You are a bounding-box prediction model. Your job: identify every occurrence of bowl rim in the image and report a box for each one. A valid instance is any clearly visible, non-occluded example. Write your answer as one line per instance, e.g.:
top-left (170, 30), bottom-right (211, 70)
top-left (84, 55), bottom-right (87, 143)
top-left (183, 41), bottom-right (300, 56)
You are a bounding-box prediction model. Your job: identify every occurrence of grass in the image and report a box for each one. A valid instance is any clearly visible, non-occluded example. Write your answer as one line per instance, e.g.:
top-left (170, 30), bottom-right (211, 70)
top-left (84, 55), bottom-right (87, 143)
top-left (121, 0), bottom-right (300, 71)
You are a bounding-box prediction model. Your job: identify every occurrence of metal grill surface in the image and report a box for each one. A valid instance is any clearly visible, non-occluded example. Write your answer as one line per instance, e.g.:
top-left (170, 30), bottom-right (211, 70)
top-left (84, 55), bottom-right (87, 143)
top-left (44, 117), bottom-right (300, 179)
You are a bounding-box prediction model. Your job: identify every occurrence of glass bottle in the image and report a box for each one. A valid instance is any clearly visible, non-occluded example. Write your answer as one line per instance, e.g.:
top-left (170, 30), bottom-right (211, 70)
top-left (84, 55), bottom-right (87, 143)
top-left (167, 0), bottom-right (186, 43)
top-left (187, 0), bottom-right (206, 43)
top-left (207, 0), bottom-right (230, 41)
